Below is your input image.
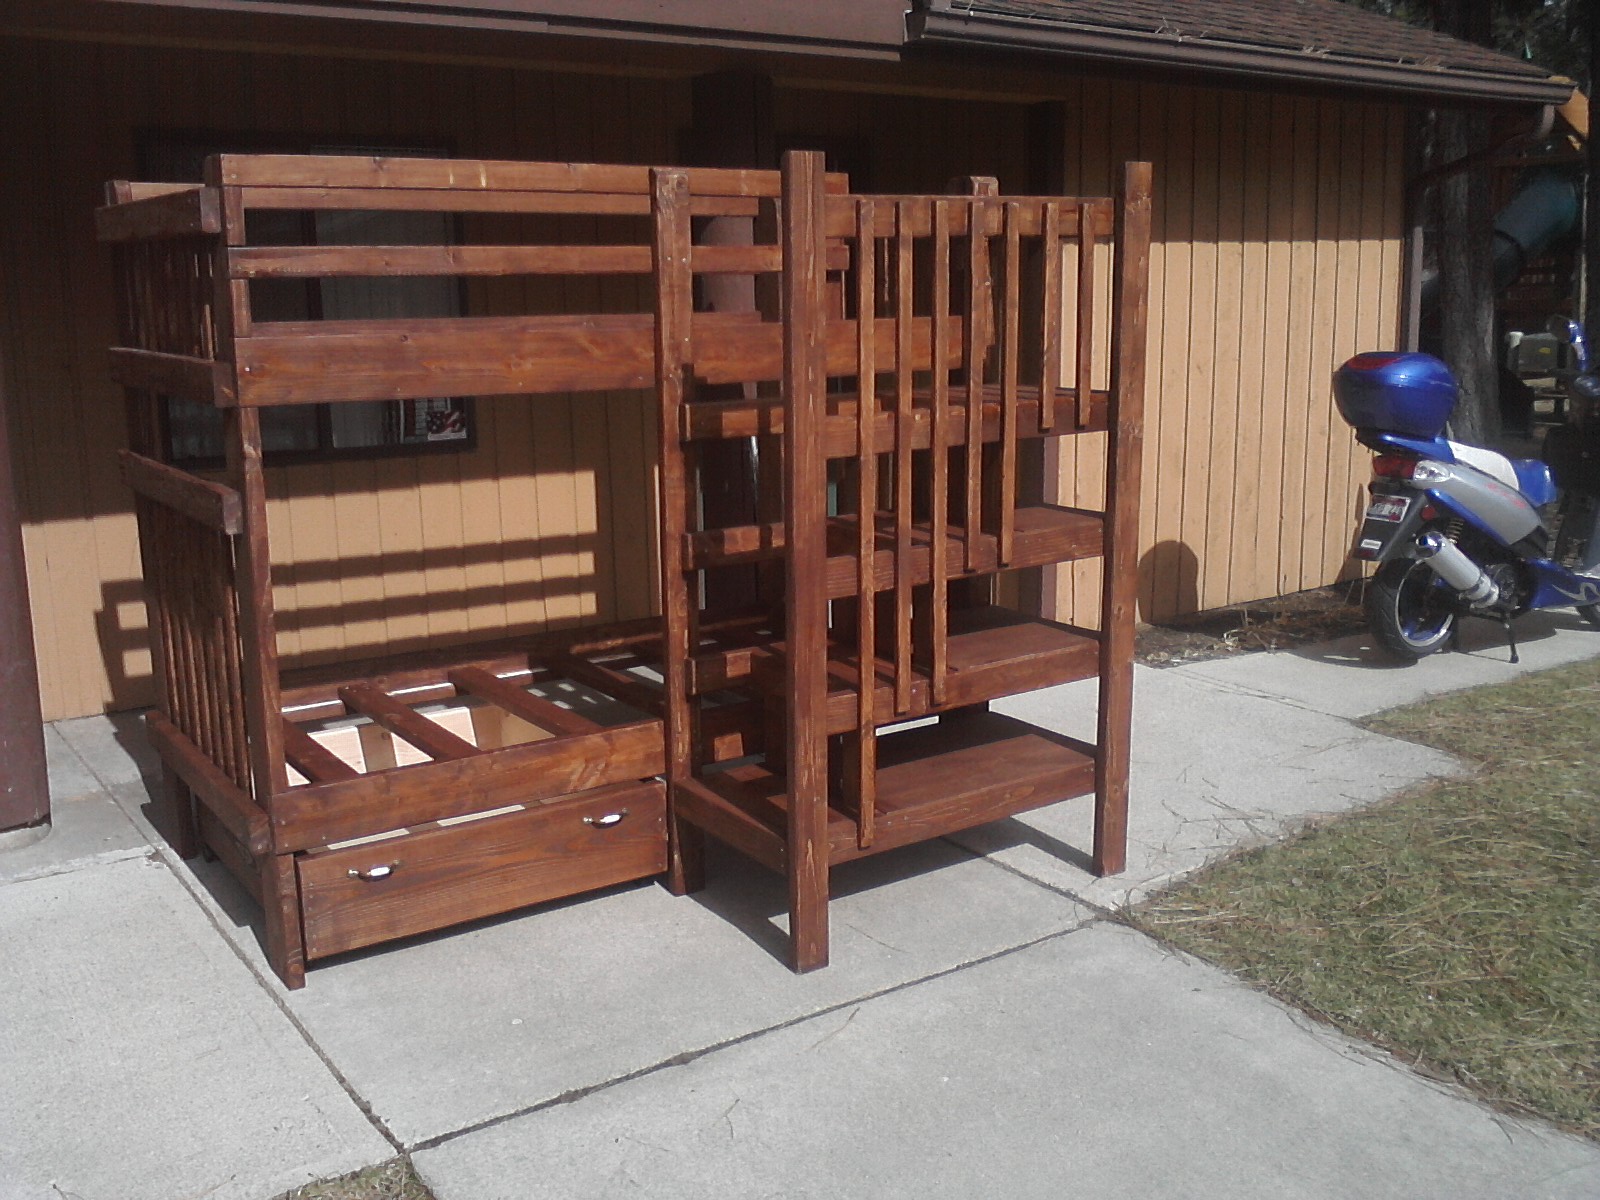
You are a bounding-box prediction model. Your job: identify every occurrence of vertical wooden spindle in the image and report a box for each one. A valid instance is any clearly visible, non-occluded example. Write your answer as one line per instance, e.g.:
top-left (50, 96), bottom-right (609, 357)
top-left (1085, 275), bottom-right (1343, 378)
top-left (930, 200), bottom-right (952, 708)
top-left (1077, 200), bottom-right (1098, 430)
top-left (1040, 202), bottom-right (1062, 433)
top-left (999, 202), bottom-right (1022, 565)
top-left (853, 199), bottom-right (878, 848)
top-left (963, 199), bottom-right (989, 572)
top-left (893, 201), bottom-right (915, 715)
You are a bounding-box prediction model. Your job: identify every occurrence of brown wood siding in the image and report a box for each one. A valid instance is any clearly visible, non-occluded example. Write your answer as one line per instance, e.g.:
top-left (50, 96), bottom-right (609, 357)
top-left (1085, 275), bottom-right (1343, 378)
top-left (2, 36), bottom-right (1403, 720)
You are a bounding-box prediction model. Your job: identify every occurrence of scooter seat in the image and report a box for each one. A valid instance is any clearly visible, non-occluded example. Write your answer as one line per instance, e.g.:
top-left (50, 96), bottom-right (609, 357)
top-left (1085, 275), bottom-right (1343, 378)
top-left (1512, 458), bottom-right (1558, 507)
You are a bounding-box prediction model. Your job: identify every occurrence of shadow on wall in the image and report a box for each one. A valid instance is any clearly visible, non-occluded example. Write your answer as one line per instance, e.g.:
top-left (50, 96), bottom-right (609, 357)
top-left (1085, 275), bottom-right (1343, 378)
top-left (1138, 540), bottom-right (1200, 624)
top-left (93, 529), bottom-right (652, 712)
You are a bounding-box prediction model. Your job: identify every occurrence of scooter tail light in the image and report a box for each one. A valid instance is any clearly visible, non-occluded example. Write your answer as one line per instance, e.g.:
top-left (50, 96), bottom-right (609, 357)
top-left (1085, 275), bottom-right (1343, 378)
top-left (1372, 454), bottom-right (1417, 480)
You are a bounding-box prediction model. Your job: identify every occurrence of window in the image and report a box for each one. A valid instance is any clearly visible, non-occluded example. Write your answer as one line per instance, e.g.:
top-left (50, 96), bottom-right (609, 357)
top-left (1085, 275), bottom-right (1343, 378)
top-left (139, 135), bottom-right (475, 467)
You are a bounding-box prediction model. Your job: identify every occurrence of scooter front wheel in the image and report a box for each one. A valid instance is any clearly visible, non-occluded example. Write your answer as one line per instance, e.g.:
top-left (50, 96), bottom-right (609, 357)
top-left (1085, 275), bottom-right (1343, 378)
top-left (1366, 557), bottom-right (1457, 659)
top-left (1578, 604), bottom-right (1600, 628)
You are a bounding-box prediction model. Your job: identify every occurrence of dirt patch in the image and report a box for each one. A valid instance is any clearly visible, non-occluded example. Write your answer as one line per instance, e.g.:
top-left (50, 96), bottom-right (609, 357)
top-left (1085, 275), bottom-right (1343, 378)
top-left (1135, 582), bottom-right (1367, 667)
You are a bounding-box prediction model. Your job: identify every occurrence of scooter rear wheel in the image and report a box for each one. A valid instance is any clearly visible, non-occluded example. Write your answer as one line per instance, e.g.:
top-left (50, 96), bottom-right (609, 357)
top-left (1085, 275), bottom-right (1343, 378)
top-left (1366, 557), bottom-right (1457, 659)
top-left (1578, 604), bottom-right (1600, 628)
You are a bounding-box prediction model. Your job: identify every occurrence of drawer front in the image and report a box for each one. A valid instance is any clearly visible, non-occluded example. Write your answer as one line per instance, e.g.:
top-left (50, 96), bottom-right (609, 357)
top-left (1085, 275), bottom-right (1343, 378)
top-left (298, 779), bottom-right (665, 961)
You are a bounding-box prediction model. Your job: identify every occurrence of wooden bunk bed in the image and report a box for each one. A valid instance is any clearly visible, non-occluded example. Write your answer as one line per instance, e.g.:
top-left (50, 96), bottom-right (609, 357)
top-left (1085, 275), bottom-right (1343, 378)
top-left (98, 150), bottom-right (1150, 987)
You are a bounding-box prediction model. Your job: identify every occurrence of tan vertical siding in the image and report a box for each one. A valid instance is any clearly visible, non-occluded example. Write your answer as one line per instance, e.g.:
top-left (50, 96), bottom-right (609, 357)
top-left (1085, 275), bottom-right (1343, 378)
top-left (1053, 82), bottom-right (1404, 624)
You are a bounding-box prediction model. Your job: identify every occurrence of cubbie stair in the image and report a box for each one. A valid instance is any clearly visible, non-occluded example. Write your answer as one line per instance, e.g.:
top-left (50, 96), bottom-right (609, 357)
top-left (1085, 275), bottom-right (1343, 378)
top-left (656, 154), bottom-right (1151, 970)
top-left (100, 149), bottom-right (1150, 987)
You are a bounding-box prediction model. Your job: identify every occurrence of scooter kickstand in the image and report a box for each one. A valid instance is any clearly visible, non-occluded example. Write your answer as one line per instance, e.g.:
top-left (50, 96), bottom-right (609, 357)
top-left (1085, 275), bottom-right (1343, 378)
top-left (1501, 618), bottom-right (1519, 665)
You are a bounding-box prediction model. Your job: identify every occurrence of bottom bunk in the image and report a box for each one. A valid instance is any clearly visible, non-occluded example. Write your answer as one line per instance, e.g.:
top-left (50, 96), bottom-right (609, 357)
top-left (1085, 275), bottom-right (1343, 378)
top-left (149, 618), bottom-right (686, 983)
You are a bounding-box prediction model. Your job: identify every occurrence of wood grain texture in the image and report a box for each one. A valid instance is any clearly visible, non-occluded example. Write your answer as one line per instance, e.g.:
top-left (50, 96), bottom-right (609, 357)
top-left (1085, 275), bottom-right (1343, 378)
top-left (780, 150), bottom-right (832, 973)
top-left (298, 780), bottom-right (666, 960)
top-left (1094, 160), bottom-right (1152, 877)
top-left (118, 451), bottom-right (241, 534)
top-left (270, 718), bottom-right (665, 852)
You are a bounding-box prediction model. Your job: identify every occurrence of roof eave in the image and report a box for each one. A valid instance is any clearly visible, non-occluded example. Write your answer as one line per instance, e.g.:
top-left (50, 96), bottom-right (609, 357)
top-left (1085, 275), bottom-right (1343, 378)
top-left (909, 9), bottom-right (1574, 106)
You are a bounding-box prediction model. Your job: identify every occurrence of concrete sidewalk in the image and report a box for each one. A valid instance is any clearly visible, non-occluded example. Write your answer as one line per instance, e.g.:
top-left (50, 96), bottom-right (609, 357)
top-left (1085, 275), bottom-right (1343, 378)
top-left (5, 617), bottom-right (1600, 1199)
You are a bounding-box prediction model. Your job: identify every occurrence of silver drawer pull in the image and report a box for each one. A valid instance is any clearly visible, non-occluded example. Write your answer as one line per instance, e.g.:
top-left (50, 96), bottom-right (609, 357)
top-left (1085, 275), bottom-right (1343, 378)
top-left (584, 810), bottom-right (628, 828)
top-left (347, 863), bottom-right (397, 881)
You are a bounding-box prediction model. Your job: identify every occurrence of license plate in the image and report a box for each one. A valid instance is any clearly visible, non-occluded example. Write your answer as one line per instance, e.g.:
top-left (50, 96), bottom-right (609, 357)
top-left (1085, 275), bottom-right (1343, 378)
top-left (1365, 495), bottom-right (1410, 524)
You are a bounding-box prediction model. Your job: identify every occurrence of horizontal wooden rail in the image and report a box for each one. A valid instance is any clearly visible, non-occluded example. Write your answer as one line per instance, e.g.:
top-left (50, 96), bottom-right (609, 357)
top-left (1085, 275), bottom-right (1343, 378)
top-left (119, 450), bottom-right (242, 535)
top-left (227, 312), bottom-right (960, 405)
top-left (338, 683), bottom-right (480, 762)
top-left (281, 720), bottom-right (359, 784)
top-left (446, 666), bottom-right (603, 738)
top-left (275, 611), bottom-right (707, 710)
top-left (240, 186), bottom-right (764, 220)
top-left (215, 152), bottom-right (847, 196)
top-left (96, 187), bottom-right (220, 242)
top-left (823, 195), bottom-right (1114, 239)
top-left (269, 719), bottom-right (665, 852)
top-left (672, 778), bottom-right (788, 873)
top-left (681, 387), bottom-right (1112, 450)
top-left (543, 652), bottom-right (663, 715)
top-left (234, 316), bottom-right (655, 403)
top-left (147, 711), bottom-right (270, 858)
top-left (695, 315), bottom-right (965, 387)
top-left (228, 242), bottom-right (845, 280)
top-left (117, 182), bottom-right (202, 202)
top-left (109, 347), bottom-right (234, 405)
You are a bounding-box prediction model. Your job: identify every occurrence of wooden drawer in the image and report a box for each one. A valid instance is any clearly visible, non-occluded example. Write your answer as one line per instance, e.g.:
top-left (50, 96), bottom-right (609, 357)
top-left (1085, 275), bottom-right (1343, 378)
top-left (297, 779), bottom-right (666, 961)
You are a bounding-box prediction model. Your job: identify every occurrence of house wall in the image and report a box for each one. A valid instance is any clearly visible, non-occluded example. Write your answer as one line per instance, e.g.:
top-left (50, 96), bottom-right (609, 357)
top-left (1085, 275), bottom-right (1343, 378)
top-left (0, 33), bottom-right (1403, 721)
top-left (1039, 79), bottom-right (1406, 627)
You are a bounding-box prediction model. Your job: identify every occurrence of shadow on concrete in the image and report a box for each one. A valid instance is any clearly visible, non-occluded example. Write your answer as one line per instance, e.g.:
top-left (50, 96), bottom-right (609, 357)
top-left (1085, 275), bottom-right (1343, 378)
top-left (1290, 606), bottom-right (1590, 672)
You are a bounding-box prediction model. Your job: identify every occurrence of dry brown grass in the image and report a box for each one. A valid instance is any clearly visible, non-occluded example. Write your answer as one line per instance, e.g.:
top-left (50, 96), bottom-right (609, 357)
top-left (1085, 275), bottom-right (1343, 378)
top-left (1136, 583), bottom-right (1366, 666)
top-left (1132, 656), bottom-right (1600, 1136)
top-left (278, 1158), bottom-right (434, 1200)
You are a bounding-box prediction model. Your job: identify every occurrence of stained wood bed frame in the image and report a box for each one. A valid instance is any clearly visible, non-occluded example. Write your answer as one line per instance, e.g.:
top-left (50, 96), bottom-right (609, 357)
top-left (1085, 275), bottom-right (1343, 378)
top-left (98, 150), bottom-right (1150, 987)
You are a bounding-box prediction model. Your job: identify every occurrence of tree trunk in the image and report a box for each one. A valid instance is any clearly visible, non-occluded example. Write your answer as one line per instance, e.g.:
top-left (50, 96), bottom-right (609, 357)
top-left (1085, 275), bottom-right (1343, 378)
top-left (1436, 108), bottom-right (1500, 442)
top-left (1586, 0), bottom-right (1600, 347)
top-left (1434, 0), bottom-right (1500, 444)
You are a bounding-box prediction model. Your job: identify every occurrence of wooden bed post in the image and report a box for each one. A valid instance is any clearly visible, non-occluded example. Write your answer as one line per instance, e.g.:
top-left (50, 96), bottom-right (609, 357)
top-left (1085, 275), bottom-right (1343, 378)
top-left (651, 167), bottom-right (706, 897)
top-left (1093, 160), bottom-right (1152, 877)
top-left (781, 150), bottom-right (831, 972)
top-left (207, 160), bottom-right (302, 986)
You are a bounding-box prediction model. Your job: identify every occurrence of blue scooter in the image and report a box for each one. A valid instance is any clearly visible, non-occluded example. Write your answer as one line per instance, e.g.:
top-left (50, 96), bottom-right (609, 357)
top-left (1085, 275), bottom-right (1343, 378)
top-left (1334, 320), bottom-right (1600, 661)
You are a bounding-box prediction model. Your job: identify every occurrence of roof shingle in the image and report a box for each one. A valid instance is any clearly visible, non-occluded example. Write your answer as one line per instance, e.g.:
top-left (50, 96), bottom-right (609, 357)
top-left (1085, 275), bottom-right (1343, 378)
top-left (912, 0), bottom-right (1568, 103)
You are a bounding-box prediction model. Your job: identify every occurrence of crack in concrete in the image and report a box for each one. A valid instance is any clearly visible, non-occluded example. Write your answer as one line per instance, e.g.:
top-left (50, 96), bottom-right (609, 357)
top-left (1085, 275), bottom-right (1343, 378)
top-left (405, 920), bottom-right (1101, 1155)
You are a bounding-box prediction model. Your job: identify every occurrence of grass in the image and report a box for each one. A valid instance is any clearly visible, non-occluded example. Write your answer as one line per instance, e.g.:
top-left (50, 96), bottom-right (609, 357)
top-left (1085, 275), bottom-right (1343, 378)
top-left (1130, 655), bottom-right (1600, 1137)
top-left (278, 1158), bottom-right (435, 1200)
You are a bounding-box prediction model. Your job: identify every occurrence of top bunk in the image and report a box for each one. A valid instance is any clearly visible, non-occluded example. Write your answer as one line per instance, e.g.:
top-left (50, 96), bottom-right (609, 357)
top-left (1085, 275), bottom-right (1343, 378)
top-left (96, 152), bottom-right (1117, 430)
